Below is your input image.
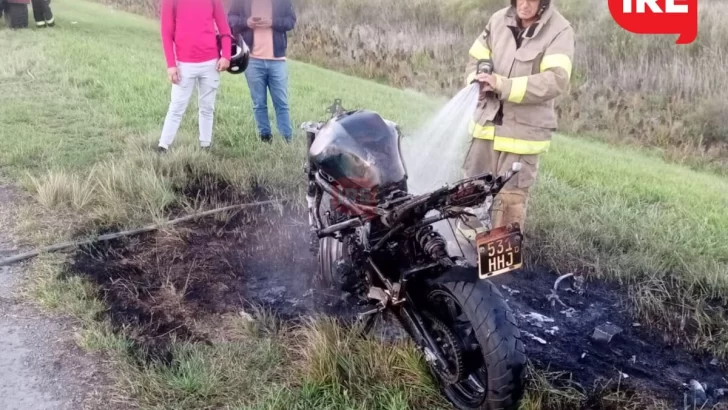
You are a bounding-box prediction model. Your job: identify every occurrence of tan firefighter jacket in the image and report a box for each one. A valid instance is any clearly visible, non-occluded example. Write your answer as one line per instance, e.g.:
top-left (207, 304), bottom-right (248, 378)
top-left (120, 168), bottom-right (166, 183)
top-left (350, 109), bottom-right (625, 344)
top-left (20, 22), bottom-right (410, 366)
top-left (465, 5), bottom-right (574, 155)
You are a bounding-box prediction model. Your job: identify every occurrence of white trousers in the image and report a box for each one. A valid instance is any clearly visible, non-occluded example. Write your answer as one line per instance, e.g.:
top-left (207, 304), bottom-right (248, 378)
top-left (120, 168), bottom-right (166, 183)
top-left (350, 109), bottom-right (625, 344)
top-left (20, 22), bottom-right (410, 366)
top-left (158, 59), bottom-right (220, 149)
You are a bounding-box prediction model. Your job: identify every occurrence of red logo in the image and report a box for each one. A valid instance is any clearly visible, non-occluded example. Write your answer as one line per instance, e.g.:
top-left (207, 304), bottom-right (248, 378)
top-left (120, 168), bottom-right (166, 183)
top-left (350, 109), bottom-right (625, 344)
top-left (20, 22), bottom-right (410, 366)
top-left (608, 0), bottom-right (698, 44)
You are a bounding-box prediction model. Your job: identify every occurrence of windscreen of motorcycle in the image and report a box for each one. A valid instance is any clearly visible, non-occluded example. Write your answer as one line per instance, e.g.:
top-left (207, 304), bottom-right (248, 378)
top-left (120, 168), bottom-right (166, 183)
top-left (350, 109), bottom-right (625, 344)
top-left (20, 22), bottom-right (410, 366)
top-left (309, 110), bottom-right (407, 195)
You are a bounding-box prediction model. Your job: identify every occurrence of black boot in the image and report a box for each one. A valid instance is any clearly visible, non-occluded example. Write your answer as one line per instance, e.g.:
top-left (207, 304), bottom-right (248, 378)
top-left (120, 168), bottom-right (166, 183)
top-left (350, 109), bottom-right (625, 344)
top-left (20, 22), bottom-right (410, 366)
top-left (46, 0), bottom-right (54, 26)
top-left (31, 0), bottom-right (53, 27)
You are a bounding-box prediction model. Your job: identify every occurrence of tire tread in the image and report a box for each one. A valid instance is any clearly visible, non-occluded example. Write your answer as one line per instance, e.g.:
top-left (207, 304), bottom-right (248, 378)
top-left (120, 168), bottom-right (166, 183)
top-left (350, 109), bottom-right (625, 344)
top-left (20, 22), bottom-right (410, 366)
top-left (434, 273), bottom-right (526, 410)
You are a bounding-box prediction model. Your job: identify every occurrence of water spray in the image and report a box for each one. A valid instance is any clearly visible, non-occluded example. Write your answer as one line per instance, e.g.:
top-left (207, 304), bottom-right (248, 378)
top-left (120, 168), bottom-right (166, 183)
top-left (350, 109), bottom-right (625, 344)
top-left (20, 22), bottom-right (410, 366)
top-left (402, 83), bottom-right (480, 194)
top-left (399, 70), bottom-right (488, 262)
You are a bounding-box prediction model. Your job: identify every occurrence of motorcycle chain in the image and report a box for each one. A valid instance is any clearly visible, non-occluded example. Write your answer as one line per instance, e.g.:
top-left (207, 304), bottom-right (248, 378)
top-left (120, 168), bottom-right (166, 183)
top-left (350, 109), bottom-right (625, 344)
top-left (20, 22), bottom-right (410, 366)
top-left (425, 313), bottom-right (465, 385)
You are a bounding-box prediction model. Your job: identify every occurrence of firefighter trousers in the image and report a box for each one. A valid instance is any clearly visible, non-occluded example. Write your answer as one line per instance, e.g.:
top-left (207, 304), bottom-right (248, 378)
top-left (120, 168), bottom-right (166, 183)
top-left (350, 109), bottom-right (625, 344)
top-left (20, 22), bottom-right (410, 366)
top-left (32, 0), bottom-right (54, 27)
top-left (457, 138), bottom-right (540, 238)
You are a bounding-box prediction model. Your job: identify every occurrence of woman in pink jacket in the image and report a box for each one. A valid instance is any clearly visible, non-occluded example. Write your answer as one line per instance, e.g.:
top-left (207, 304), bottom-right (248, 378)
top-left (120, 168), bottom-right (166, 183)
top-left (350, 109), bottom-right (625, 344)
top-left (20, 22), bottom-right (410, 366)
top-left (157, 0), bottom-right (232, 152)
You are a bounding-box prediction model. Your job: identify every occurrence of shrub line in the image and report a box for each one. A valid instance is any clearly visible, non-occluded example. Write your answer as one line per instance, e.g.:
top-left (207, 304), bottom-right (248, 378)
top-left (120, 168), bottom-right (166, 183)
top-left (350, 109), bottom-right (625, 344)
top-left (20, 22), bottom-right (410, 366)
top-left (0, 198), bottom-right (287, 267)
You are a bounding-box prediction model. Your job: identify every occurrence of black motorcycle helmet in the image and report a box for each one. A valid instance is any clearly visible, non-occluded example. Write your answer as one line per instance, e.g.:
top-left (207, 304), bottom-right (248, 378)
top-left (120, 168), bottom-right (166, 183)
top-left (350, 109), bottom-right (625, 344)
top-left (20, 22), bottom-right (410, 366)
top-left (225, 34), bottom-right (250, 75)
top-left (511, 0), bottom-right (550, 17)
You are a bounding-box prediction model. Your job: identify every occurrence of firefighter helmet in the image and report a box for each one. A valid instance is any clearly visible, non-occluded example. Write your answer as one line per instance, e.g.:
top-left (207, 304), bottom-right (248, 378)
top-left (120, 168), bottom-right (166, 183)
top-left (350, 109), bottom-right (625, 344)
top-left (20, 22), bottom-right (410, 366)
top-left (511, 0), bottom-right (550, 17)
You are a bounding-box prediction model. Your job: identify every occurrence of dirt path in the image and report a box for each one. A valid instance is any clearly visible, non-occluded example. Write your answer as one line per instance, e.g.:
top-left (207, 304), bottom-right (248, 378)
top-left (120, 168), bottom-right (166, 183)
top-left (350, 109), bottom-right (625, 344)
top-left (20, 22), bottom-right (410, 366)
top-left (0, 185), bottom-right (114, 410)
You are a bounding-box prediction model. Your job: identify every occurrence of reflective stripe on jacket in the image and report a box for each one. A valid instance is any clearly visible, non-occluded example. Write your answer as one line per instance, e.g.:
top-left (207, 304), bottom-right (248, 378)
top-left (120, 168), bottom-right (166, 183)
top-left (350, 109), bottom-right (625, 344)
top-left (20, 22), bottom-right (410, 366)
top-left (465, 5), bottom-right (574, 155)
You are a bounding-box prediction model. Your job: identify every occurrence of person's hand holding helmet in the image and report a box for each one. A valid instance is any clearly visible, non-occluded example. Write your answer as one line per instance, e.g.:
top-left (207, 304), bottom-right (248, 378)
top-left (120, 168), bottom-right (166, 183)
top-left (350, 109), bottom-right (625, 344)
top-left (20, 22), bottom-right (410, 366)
top-left (217, 57), bottom-right (230, 72)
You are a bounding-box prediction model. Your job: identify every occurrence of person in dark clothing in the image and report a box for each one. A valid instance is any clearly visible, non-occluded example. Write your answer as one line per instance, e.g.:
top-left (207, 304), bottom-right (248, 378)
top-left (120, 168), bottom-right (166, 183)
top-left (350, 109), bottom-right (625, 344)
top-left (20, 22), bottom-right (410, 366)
top-left (32, 0), bottom-right (54, 27)
top-left (227, 0), bottom-right (296, 143)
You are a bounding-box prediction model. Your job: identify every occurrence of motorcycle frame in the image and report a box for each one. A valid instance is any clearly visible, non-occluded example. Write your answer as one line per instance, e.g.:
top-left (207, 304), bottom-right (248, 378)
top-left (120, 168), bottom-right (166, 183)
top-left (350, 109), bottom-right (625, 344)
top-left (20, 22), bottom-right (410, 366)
top-left (303, 120), bottom-right (516, 378)
top-left (312, 180), bottom-right (458, 371)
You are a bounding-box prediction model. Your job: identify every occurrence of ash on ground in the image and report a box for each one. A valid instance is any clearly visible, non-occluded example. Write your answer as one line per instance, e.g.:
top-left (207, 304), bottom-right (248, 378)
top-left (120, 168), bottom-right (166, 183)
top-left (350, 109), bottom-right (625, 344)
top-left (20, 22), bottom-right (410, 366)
top-left (488, 269), bottom-right (727, 408)
top-left (69, 204), bottom-right (726, 408)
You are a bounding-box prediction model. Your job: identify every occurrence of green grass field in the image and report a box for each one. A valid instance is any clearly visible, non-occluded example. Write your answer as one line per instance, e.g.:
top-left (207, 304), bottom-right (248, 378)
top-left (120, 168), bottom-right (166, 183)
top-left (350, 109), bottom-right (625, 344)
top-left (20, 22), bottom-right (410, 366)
top-left (2, 0), bottom-right (728, 409)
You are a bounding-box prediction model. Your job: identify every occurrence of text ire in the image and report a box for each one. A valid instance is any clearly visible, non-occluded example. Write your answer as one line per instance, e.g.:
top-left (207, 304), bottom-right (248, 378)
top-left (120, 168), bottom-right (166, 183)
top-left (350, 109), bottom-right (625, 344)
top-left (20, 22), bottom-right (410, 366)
top-left (623, 0), bottom-right (689, 13)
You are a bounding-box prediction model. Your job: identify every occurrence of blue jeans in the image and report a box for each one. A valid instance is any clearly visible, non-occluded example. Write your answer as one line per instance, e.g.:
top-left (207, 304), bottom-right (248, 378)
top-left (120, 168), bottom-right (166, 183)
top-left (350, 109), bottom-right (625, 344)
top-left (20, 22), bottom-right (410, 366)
top-left (244, 58), bottom-right (292, 141)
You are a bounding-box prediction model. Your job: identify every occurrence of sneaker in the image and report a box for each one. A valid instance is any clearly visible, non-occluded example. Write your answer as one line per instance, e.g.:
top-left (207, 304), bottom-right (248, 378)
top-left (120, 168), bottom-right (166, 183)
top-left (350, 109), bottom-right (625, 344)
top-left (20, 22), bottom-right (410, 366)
top-left (260, 134), bottom-right (272, 143)
top-left (156, 146), bottom-right (168, 154)
top-left (200, 145), bottom-right (210, 151)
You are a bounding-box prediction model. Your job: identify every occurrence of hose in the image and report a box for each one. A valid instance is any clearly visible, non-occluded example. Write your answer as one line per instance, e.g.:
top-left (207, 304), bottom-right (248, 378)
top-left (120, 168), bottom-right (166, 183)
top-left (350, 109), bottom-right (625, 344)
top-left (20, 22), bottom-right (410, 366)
top-left (0, 199), bottom-right (285, 267)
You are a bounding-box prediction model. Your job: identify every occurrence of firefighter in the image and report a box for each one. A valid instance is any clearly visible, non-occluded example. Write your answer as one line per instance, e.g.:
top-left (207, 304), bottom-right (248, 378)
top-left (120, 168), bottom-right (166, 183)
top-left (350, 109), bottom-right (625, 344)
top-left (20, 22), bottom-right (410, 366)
top-left (32, 0), bottom-right (54, 28)
top-left (457, 0), bottom-right (574, 240)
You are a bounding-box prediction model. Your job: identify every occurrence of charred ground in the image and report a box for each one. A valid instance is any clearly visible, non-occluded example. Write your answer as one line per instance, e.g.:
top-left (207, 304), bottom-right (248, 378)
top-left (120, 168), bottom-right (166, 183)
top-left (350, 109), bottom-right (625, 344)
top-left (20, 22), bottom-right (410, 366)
top-left (65, 182), bottom-right (726, 409)
top-left (69, 202), bottom-right (357, 362)
top-left (491, 271), bottom-right (727, 408)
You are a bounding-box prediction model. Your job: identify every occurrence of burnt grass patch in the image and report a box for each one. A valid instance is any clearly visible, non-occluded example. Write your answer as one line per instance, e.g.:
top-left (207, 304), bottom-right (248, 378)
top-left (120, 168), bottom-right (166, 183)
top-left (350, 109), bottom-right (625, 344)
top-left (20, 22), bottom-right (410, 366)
top-left (490, 270), bottom-right (728, 408)
top-left (68, 201), bottom-right (355, 363)
top-left (63, 179), bottom-right (727, 408)
top-left (174, 170), bottom-right (254, 208)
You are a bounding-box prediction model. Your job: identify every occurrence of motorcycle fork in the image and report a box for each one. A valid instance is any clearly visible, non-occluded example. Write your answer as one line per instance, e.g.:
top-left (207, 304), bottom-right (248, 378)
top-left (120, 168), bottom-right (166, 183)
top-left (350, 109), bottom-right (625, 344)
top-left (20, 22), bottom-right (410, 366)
top-left (305, 130), bottom-right (323, 232)
top-left (366, 258), bottom-right (451, 372)
top-left (393, 298), bottom-right (452, 374)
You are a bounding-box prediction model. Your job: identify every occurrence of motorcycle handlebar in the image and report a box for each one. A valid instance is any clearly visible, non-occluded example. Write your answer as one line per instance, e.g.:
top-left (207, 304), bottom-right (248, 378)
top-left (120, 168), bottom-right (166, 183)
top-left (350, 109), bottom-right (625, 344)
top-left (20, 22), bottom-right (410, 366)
top-left (383, 162), bottom-right (520, 226)
top-left (314, 167), bottom-right (511, 239)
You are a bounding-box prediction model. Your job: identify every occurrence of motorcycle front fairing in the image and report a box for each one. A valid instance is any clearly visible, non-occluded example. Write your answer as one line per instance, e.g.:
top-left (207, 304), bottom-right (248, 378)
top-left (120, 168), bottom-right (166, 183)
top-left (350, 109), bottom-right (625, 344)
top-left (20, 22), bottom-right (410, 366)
top-left (308, 110), bottom-right (408, 205)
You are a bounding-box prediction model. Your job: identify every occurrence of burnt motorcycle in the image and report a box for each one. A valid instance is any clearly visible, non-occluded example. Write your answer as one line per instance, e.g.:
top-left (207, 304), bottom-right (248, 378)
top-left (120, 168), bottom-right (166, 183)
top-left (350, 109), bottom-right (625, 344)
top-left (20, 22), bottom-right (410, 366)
top-left (302, 100), bottom-right (527, 410)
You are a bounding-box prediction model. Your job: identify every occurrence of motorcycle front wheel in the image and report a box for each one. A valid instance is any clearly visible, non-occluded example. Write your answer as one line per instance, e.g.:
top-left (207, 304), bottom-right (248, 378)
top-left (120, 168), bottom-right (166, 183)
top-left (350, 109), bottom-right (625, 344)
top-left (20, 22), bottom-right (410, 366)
top-left (423, 268), bottom-right (527, 410)
top-left (315, 191), bottom-right (344, 288)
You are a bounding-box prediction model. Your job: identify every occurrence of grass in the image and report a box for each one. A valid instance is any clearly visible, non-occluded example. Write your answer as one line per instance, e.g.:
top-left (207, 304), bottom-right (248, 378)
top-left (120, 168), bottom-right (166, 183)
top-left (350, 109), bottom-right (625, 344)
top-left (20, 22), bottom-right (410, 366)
top-left (0, 0), bottom-right (439, 237)
top-left (94, 0), bottom-right (728, 174)
top-left (1, 0), bottom-right (728, 409)
top-left (533, 135), bottom-right (728, 355)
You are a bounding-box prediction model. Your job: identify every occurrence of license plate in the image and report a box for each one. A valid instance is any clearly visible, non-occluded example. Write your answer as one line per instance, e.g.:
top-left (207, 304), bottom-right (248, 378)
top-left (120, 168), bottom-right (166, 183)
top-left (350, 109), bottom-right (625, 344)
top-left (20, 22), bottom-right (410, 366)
top-left (475, 224), bottom-right (523, 279)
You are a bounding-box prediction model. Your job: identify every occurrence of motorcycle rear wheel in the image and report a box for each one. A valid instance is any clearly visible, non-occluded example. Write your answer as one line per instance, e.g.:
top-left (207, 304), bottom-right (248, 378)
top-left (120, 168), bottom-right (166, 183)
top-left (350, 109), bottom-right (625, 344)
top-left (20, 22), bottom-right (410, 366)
top-left (424, 269), bottom-right (526, 410)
